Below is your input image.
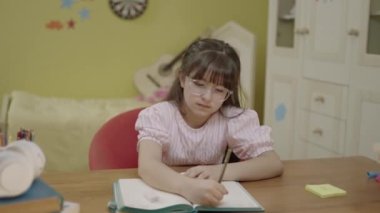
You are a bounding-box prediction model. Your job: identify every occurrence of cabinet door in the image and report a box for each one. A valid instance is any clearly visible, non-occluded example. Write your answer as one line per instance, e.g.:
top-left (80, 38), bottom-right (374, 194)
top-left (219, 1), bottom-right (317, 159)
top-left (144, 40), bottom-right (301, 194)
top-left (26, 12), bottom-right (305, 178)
top-left (358, 0), bottom-right (380, 66)
top-left (346, 0), bottom-right (380, 162)
top-left (270, 0), bottom-right (300, 56)
top-left (266, 0), bottom-right (304, 77)
top-left (265, 0), bottom-right (301, 159)
top-left (302, 0), bottom-right (351, 85)
top-left (346, 90), bottom-right (380, 162)
top-left (264, 74), bottom-right (297, 160)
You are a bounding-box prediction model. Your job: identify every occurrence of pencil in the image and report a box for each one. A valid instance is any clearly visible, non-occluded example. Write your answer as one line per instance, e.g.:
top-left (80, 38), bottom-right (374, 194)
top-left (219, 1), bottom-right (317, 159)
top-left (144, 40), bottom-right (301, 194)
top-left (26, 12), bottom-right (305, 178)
top-left (218, 148), bottom-right (232, 183)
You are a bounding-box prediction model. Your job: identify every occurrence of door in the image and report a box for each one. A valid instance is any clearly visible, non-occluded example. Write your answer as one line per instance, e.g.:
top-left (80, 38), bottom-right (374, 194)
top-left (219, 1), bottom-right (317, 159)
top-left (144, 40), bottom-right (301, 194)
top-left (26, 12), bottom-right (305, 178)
top-left (264, 0), bottom-right (302, 159)
top-left (302, 0), bottom-right (351, 85)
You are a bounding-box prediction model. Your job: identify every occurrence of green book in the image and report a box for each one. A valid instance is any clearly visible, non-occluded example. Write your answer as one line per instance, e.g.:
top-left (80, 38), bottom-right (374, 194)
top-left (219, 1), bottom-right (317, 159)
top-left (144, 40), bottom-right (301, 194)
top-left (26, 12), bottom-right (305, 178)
top-left (0, 178), bottom-right (63, 213)
top-left (111, 178), bottom-right (265, 213)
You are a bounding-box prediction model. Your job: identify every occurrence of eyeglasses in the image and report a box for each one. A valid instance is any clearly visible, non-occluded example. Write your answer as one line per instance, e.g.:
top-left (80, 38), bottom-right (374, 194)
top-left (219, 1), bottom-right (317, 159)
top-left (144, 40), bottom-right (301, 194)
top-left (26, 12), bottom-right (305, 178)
top-left (186, 77), bottom-right (232, 102)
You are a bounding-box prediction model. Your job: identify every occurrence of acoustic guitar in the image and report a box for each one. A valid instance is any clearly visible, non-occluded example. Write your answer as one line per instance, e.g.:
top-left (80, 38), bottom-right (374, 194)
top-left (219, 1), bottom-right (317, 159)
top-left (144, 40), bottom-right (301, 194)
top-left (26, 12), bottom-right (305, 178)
top-left (134, 29), bottom-right (213, 101)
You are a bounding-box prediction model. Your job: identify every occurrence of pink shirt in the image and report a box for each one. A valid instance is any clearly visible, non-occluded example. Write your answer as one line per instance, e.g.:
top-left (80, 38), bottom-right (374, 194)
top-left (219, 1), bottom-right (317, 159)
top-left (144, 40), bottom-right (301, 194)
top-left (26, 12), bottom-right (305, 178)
top-left (135, 101), bottom-right (273, 166)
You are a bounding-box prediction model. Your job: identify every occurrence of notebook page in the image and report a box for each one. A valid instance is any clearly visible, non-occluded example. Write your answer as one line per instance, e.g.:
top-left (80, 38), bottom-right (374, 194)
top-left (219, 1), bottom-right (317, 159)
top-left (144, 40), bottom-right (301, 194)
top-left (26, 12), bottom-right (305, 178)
top-left (118, 179), bottom-right (191, 210)
top-left (218, 181), bottom-right (261, 208)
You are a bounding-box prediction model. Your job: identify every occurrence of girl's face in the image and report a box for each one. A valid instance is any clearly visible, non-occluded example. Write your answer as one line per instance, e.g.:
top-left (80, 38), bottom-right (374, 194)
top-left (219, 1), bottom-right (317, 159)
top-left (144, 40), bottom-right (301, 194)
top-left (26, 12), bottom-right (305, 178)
top-left (179, 73), bottom-right (231, 127)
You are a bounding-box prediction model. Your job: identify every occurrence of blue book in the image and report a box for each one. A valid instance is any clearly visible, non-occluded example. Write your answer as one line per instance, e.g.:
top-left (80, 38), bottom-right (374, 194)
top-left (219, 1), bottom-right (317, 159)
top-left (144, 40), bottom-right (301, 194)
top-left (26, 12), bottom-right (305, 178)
top-left (0, 178), bottom-right (63, 213)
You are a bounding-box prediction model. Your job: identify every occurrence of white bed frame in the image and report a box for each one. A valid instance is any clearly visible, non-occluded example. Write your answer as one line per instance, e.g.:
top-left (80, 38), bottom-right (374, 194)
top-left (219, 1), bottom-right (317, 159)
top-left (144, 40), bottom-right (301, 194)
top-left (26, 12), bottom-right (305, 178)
top-left (0, 95), bottom-right (10, 140)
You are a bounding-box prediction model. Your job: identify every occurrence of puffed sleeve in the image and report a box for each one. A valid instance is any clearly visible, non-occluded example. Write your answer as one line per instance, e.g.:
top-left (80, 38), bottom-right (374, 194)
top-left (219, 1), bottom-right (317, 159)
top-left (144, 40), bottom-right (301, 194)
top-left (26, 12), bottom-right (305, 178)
top-left (227, 108), bottom-right (274, 160)
top-left (135, 103), bottom-right (170, 149)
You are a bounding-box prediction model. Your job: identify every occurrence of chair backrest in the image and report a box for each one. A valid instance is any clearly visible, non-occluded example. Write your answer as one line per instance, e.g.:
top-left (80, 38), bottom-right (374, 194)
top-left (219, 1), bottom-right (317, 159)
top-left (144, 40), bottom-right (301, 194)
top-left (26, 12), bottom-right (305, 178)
top-left (89, 108), bottom-right (144, 170)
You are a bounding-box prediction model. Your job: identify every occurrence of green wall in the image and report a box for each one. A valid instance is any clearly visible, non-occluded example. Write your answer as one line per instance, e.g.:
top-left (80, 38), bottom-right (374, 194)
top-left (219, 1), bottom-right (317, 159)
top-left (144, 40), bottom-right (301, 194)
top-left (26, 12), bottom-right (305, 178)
top-left (0, 0), bottom-right (268, 118)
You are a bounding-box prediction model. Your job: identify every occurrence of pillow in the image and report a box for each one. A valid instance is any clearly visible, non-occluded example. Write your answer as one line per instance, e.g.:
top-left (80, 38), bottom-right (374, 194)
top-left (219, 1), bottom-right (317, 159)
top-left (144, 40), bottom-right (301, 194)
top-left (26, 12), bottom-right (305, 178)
top-left (6, 91), bottom-right (149, 171)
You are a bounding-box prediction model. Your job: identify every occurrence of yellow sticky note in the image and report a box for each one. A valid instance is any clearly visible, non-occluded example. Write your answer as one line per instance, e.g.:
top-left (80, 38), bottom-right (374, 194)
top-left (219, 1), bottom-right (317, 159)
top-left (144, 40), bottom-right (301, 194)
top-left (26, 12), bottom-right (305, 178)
top-left (305, 184), bottom-right (347, 198)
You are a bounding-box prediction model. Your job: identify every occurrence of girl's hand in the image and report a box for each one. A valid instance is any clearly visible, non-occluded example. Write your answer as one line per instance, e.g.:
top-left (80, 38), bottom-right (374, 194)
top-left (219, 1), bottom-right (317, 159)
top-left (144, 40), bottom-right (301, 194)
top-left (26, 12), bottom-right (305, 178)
top-left (184, 165), bottom-right (222, 181)
top-left (181, 178), bottom-right (228, 206)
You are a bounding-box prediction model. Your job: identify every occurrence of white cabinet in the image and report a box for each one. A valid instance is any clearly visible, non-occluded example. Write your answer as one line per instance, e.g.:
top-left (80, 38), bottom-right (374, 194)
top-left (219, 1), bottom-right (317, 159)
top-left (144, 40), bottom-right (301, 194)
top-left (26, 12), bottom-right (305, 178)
top-left (264, 0), bottom-right (380, 161)
top-left (346, 0), bottom-right (380, 161)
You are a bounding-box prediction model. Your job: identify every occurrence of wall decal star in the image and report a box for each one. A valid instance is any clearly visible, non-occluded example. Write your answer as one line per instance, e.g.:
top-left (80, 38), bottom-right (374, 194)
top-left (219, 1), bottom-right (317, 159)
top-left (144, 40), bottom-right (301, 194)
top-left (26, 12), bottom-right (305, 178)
top-left (79, 8), bottom-right (90, 20)
top-left (61, 0), bottom-right (75, 9)
top-left (68, 19), bottom-right (76, 29)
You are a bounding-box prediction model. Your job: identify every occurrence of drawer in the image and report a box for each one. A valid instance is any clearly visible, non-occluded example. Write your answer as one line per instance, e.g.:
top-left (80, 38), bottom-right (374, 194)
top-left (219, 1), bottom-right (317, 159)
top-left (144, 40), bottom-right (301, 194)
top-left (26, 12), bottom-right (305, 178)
top-left (298, 110), bottom-right (345, 154)
top-left (300, 79), bottom-right (348, 119)
top-left (300, 139), bottom-right (341, 159)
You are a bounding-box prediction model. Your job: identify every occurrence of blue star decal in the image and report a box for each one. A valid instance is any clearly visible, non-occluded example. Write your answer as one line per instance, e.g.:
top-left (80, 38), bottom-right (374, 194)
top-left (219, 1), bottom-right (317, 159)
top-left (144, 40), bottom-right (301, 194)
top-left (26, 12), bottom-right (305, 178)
top-left (79, 8), bottom-right (90, 20)
top-left (61, 0), bottom-right (75, 9)
top-left (275, 103), bottom-right (287, 122)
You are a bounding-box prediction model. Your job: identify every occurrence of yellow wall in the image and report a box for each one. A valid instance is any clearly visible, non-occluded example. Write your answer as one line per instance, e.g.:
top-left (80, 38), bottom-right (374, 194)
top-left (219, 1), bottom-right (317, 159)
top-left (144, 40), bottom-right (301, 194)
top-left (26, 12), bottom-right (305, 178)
top-left (0, 0), bottom-right (268, 118)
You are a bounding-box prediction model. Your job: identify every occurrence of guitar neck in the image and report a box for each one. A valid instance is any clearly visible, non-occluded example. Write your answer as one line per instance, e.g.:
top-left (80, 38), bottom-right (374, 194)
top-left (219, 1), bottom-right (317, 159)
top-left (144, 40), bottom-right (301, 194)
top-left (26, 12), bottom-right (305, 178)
top-left (160, 48), bottom-right (187, 73)
top-left (159, 29), bottom-right (212, 75)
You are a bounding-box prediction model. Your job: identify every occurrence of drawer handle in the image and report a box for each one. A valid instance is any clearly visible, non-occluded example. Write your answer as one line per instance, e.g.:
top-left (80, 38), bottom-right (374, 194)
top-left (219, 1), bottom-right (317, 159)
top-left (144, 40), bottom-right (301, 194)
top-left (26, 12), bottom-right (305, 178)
top-left (312, 128), bottom-right (323, 136)
top-left (348, 29), bottom-right (359, 37)
top-left (295, 28), bottom-right (310, 35)
top-left (314, 96), bottom-right (325, 104)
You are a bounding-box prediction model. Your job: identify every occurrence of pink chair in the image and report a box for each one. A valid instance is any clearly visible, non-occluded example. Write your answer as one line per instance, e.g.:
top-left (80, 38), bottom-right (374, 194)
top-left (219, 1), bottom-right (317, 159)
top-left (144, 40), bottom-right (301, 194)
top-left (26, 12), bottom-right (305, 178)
top-left (89, 108), bottom-right (144, 170)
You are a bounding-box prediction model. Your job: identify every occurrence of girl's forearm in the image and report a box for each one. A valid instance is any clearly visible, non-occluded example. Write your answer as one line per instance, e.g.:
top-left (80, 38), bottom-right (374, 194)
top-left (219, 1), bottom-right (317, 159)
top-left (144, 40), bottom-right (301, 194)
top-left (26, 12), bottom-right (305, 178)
top-left (224, 151), bottom-right (283, 181)
top-left (138, 160), bottom-right (187, 195)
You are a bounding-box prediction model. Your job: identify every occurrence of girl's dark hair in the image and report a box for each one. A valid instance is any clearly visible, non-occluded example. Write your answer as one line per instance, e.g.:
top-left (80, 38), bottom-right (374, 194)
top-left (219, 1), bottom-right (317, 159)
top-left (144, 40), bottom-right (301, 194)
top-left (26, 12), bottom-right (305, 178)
top-left (166, 38), bottom-right (243, 110)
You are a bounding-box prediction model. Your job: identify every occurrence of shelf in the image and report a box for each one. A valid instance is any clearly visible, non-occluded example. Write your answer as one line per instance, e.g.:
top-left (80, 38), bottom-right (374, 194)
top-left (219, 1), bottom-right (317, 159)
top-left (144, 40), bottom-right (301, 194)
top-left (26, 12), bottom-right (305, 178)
top-left (370, 11), bottom-right (380, 16)
top-left (280, 5), bottom-right (295, 20)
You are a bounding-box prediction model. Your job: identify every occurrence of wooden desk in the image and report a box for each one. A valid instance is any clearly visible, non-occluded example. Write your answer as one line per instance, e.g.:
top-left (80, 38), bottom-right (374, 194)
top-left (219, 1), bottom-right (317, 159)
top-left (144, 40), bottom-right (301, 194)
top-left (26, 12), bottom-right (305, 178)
top-left (43, 156), bottom-right (380, 213)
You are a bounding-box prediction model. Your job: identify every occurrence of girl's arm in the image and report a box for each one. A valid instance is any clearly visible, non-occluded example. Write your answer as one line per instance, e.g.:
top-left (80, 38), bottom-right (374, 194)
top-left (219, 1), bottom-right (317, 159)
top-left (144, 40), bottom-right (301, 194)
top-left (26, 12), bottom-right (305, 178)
top-left (137, 140), bottom-right (228, 206)
top-left (225, 150), bottom-right (284, 181)
top-left (184, 150), bottom-right (283, 181)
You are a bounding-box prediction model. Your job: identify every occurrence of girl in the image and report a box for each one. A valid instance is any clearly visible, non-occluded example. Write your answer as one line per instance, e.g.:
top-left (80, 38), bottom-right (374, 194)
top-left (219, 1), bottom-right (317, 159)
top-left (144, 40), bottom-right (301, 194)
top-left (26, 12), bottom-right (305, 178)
top-left (136, 38), bottom-right (283, 206)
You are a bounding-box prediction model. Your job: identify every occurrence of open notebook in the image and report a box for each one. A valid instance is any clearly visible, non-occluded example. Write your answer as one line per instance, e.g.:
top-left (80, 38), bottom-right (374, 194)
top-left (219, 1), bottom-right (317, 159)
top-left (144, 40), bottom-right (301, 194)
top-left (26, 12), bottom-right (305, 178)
top-left (111, 178), bottom-right (264, 213)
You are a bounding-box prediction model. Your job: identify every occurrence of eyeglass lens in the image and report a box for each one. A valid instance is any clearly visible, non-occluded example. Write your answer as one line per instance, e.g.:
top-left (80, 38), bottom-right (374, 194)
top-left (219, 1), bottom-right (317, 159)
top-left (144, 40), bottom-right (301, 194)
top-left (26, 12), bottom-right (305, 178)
top-left (188, 78), bottom-right (231, 101)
